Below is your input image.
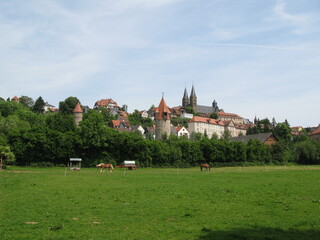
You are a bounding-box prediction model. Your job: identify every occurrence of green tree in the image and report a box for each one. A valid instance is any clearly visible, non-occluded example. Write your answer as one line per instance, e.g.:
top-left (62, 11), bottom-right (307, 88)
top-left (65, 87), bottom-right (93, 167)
top-left (0, 101), bottom-right (24, 117)
top-left (128, 110), bottom-right (142, 126)
top-left (46, 112), bottom-right (76, 133)
top-left (32, 96), bottom-right (45, 114)
top-left (273, 123), bottom-right (292, 143)
top-left (59, 97), bottom-right (80, 114)
top-left (294, 140), bottom-right (320, 164)
top-left (221, 130), bottom-right (232, 140)
top-left (185, 106), bottom-right (196, 115)
top-left (19, 96), bottom-right (34, 109)
top-left (0, 145), bottom-right (16, 169)
top-left (209, 112), bottom-right (218, 119)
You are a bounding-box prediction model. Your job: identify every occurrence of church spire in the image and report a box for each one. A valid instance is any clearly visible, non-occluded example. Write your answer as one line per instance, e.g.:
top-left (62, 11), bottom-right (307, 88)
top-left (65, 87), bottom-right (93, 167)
top-left (190, 85), bottom-right (196, 98)
top-left (182, 87), bottom-right (189, 107)
top-left (189, 85), bottom-right (197, 113)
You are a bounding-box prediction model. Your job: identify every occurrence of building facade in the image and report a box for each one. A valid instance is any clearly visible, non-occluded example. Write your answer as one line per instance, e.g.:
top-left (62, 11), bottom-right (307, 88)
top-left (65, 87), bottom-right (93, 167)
top-left (188, 116), bottom-right (246, 138)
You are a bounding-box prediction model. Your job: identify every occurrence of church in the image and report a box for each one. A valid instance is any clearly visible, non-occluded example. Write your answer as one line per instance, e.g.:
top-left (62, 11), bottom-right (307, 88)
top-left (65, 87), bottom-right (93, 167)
top-left (182, 85), bottom-right (223, 115)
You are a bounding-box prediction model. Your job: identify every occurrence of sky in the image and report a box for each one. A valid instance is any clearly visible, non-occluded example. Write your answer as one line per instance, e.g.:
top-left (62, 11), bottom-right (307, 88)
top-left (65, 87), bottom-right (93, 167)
top-left (0, 0), bottom-right (319, 127)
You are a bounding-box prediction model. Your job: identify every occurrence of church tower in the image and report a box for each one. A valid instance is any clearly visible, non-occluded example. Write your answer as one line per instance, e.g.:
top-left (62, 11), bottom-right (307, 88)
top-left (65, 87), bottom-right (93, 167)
top-left (182, 87), bottom-right (189, 107)
top-left (155, 96), bottom-right (171, 140)
top-left (73, 102), bottom-right (83, 127)
top-left (189, 85), bottom-right (197, 113)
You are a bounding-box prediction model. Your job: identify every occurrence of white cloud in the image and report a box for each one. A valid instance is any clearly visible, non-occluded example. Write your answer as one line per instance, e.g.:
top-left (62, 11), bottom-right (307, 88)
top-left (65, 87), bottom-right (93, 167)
top-left (273, 0), bottom-right (316, 34)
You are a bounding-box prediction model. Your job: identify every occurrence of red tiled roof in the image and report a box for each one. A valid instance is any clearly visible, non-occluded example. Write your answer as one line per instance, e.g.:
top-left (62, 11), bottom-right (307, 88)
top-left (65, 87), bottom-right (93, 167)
top-left (95, 98), bottom-right (117, 107)
top-left (176, 127), bottom-right (183, 132)
top-left (190, 116), bottom-right (225, 126)
top-left (311, 127), bottom-right (320, 135)
top-left (73, 102), bottom-right (83, 113)
top-left (155, 97), bottom-right (171, 120)
top-left (216, 112), bottom-right (241, 119)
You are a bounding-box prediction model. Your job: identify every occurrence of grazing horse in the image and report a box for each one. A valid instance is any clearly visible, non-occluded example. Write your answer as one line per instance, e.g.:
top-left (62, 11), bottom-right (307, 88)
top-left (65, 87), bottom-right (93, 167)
top-left (200, 163), bottom-right (211, 171)
top-left (96, 163), bottom-right (114, 173)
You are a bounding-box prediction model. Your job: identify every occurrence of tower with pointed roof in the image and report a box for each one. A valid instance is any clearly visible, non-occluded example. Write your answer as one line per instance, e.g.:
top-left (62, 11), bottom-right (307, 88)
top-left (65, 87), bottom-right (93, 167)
top-left (182, 87), bottom-right (190, 107)
top-left (189, 85), bottom-right (197, 112)
top-left (155, 96), bottom-right (171, 140)
top-left (73, 102), bottom-right (83, 127)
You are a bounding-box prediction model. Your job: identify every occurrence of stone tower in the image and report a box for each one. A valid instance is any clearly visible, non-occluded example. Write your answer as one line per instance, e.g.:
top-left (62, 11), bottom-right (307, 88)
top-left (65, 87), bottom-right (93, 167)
top-left (182, 87), bottom-right (189, 107)
top-left (73, 102), bottom-right (83, 127)
top-left (155, 97), bottom-right (171, 140)
top-left (189, 85), bottom-right (197, 113)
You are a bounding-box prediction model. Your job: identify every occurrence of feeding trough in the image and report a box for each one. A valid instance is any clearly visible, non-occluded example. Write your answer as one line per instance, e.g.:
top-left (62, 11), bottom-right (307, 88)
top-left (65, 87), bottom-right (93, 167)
top-left (69, 158), bottom-right (82, 171)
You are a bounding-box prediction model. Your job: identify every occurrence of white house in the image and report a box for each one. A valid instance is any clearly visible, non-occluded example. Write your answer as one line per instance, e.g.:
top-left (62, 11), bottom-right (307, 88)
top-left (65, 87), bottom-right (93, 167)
top-left (176, 126), bottom-right (190, 138)
top-left (181, 112), bottom-right (193, 119)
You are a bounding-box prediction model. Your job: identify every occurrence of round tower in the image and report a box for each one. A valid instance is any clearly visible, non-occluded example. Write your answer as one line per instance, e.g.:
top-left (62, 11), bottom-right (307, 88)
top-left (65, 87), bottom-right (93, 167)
top-left (155, 97), bottom-right (171, 140)
top-left (73, 102), bottom-right (83, 127)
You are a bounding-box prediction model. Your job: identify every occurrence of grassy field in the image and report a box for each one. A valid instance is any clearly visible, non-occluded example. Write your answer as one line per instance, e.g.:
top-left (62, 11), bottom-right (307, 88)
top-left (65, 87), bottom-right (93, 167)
top-left (1, 166), bottom-right (320, 240)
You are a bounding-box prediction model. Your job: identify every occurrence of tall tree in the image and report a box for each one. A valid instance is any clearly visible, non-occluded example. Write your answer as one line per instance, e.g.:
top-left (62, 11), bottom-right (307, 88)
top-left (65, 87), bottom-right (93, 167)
top-left (59, 97), bottom-right (80, 114)
top-left (32, 97), bottom-right (45, 114)
top-left (19, 96), bottom-right (34, 109)
top-left (273, 123), bottom-right (292, 143)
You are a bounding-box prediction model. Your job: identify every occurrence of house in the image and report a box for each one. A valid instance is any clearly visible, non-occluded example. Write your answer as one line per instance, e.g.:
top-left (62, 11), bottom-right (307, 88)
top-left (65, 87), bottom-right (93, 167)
top-left (139, 110), bottom-right (149, 119)
top-left (216, 112), bottom-right (245, 124)
top-left (111, 115), bottom-right (131, 130)
top-left (170, 106), bottom-right (185, 118)
top-left (181, 112), bottom-right (193, 119)
top-left (172, 126), bottom-right (189, 138)
top-left (291, 126), bottom-right (303, 135)
top-left (94, 98), bottom-right (119, 115)
top-left (111, 120), bottom-right (131, 129)
top-left (147, 108), bottom-right (157, 120)
top-left (229, 133), bottom-right (278, 145)
top-left (145, 125), bottom-right (156, 139)
top-left (188, 116), bottom-right (247, 139)
top-left (11, 96), bottom-right (19, 102)
top-left (310, 125), bottom-right (320, 141)
top-left (132, 125), bottom-right (145, 135)
top-left (81, 105), bottom-right (90, 113)
top-left (44, 102), bottom-right (56, 112)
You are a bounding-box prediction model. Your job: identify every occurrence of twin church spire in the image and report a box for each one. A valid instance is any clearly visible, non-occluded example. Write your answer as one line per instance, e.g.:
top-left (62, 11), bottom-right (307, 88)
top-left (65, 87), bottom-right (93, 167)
top-left (182, 85), bottom-right (197, 112)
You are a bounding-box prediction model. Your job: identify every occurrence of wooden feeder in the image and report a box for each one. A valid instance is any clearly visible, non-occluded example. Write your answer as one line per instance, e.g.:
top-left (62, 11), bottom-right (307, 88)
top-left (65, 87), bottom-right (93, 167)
top-left (69, 158), bottom-right (82, 171)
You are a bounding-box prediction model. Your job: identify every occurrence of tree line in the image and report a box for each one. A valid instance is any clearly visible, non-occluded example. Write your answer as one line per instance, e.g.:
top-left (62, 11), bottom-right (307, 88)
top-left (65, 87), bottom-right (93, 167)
top-left (0, 97), bottom-right (319, 168)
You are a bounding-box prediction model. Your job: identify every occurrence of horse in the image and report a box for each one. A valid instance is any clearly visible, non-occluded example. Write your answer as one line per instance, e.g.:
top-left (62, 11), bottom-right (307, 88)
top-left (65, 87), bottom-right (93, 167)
top-left (200, 163), bottom-right (211, 171)
top-left (96, 163), bottom-right (114, 173)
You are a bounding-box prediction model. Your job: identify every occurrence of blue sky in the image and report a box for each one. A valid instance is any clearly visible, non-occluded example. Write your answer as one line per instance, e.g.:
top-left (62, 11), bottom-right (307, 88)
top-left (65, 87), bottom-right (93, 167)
top-left (0, 0), bottom-right (319, 127)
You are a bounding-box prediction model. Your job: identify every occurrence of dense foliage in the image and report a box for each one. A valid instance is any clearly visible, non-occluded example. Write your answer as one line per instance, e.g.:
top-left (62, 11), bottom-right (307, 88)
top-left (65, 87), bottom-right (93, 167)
top-left (0, 99), bottom-right (319, 168)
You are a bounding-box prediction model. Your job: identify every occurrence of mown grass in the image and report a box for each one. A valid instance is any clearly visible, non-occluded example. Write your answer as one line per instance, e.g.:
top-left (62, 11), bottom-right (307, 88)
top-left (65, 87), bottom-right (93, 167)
top-left (1, 166), bottom-right (320, 240)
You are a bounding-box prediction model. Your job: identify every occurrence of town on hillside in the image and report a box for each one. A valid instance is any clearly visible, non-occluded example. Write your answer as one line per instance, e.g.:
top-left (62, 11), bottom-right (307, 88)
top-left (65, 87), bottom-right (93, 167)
top-left (5, 85), bottom-right (320, 143)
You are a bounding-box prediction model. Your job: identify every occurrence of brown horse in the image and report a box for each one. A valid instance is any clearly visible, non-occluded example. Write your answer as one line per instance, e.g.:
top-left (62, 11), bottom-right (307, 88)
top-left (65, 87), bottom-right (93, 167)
top-left (200, 163), bottom-right (211, 171)
top-left (96, 163), bottom-right (114, 173)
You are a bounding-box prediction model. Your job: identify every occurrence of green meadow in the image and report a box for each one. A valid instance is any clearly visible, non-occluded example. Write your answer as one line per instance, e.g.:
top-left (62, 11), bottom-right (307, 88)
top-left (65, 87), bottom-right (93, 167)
top-left (1, 166), bottom-right (320, 240)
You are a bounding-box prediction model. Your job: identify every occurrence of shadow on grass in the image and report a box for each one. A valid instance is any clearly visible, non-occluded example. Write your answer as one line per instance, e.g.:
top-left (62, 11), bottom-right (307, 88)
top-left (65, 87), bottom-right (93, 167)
top-left (197, 226), bottom-right (320, 240)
